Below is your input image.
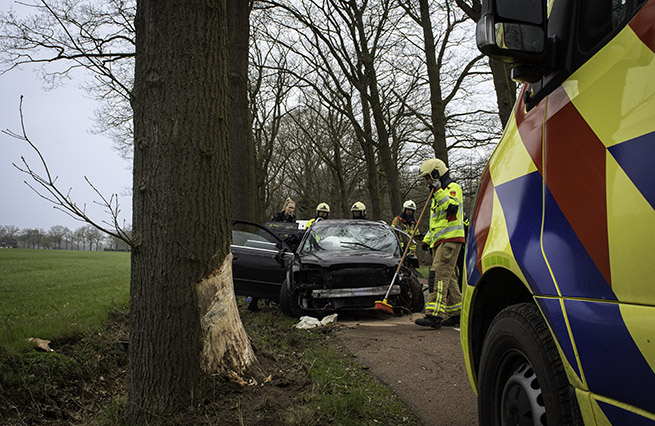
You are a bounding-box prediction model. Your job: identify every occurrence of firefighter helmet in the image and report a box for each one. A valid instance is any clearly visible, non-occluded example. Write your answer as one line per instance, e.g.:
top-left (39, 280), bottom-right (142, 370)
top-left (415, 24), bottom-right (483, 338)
top-left (316, 202), bottom-right (330, 214)
top-left (403, 200), bottom-right (416, 211)
top-left (418, 158), bottom-right (448, 180)
top-left (351, 201), bottom-right (366, 215)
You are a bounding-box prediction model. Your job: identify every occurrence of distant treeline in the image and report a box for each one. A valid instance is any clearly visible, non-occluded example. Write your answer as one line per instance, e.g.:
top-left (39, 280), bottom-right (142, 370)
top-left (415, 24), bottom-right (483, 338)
top-left (0, 224), bottom-right (131, 251)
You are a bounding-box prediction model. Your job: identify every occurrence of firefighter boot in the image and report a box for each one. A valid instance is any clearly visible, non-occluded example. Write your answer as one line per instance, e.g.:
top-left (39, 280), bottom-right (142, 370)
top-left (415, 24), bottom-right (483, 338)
top-left (441, 315), bottom-right (460, 327)
top-left (415, 315), bottom-right (442, 329)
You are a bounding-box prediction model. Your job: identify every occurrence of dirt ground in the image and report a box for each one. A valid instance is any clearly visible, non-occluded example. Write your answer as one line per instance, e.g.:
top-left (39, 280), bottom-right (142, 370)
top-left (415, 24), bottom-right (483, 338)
top-left (334, 312), bottom-right (478, 426)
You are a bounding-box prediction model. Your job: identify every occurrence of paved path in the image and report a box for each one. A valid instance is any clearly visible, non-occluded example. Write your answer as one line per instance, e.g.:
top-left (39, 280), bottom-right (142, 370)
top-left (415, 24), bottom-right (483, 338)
top-left (334, 313), bottom-right (478, 426)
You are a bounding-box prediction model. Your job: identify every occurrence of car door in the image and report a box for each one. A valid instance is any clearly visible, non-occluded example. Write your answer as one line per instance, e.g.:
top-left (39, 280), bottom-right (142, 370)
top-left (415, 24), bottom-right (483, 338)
top-left (231, 220), bottom-right (293, 301)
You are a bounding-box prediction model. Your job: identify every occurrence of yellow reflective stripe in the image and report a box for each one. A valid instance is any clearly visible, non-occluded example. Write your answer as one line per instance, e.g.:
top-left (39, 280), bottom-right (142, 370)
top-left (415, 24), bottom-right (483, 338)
top-left (435, 280), bottom-right (444, 315)
top-left (424, 302), bottom-right (437, 316)
top-left (431, 224), bottom-right (465, 241)
top-left (444, 303), bottom-right (462, 312)
top-left (431, 210), bottom-right (449, 220)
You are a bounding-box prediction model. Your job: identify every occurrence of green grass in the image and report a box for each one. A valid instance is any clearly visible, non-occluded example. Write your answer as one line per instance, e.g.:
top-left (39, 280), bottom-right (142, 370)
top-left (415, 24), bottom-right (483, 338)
top-left (418, 265), bottom-right (429, 278)
top-left (295, 345), bottom-right (414, 425)
top-left (240, 305), bottom-right (416, 425)
top-left (0, 249), bottom-right (130, 352)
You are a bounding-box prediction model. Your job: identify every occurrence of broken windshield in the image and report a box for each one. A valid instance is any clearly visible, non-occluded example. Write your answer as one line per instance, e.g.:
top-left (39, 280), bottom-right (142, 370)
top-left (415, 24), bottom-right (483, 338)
top-left (300, 222), bottom-right (399, 255)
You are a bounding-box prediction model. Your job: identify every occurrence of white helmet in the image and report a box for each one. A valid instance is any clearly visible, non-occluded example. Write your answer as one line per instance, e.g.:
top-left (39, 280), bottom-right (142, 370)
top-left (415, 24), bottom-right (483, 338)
top-left (316, 202), bottom-right (330, 214)
top-left (351, 201), bottom-right (366, 216)
top-left (402, 200), bottom-right (416, 211)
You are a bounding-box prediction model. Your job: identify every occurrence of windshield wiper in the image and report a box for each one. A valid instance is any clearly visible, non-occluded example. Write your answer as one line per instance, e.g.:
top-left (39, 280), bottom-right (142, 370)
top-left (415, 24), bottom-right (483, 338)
top-left (340, 241), bottom-right (381, 251)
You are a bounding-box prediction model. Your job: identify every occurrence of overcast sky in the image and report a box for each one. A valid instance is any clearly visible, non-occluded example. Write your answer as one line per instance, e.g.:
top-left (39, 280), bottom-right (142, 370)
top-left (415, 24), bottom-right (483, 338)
top-left (0, 67), bottom-right (133, 232)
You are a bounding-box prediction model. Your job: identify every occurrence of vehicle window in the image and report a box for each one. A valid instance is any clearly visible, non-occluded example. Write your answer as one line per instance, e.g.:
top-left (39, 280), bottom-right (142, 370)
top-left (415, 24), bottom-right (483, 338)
top-left (300, 223), bottom-right (400, 255)
top-left (232, 222), bottom-right (280, 250)
top-left (578, 0), bottom-right (631, 52)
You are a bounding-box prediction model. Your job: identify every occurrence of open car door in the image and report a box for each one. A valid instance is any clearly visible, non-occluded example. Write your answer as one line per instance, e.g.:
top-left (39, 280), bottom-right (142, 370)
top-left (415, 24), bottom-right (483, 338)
top-left (231, 220), bottom-right (293, 302)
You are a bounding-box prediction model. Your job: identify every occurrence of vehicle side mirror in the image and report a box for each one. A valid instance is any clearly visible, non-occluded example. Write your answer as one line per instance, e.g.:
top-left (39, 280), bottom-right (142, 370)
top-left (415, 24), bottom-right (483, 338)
top-left (476, 0), bottom-right (549, 83)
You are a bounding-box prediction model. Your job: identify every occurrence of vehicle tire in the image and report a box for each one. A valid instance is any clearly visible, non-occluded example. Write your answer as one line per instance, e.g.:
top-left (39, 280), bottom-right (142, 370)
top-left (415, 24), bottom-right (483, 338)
top-left (409, 277), bottom-right (424, 313)
top-left (478, 303), bottom-right (581, 426)
top-left (278, 278), bottom-right (301, 317)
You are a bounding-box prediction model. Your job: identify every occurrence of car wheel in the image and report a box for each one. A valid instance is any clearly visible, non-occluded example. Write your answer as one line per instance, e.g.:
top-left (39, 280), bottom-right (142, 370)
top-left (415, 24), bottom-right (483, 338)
top-left (278, 278), bottom-right (301, 317)
top-left (478, 303), bottom-right (581, 426)
top-left (409, 277), bottom-right (424, 313)
top-left (396, 276), bottom-right (425, 314)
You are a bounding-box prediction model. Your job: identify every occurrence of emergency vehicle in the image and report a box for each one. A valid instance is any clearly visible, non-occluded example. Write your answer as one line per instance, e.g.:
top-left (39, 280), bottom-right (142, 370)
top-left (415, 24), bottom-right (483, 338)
top-left (462, 0), bottom-right (655, 425)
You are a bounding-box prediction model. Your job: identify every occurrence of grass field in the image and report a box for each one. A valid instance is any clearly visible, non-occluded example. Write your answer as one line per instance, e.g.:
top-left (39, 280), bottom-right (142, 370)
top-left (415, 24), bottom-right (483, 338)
top-left (0, 249), bottom-right (130, 352)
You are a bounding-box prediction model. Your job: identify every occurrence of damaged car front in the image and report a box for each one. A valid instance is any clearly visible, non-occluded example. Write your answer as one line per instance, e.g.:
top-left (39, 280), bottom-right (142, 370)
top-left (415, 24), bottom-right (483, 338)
top-left (279, 219), bottom-right (424, 317)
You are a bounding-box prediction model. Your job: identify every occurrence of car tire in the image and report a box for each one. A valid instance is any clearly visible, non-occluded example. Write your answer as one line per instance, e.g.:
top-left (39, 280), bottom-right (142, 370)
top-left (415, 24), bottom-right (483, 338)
top-left (409, 277), bottom-right (424, 313)
top-left (477, 303), bottom-right (581, 426)
top-left (278, 278), bottom-right (301, 317)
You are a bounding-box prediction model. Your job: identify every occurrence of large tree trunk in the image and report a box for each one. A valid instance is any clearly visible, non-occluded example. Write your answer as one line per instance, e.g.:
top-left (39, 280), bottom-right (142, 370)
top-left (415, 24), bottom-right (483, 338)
top-left (130, 0), bottom-right (255, 422)
top-left (418, 0), bottom-right (449, 165)
top-left (489, 59), bottom-right (516, 128)
top-left (228, 0), bottom-right (258, 222)
top-left (353, 8), bottom-right (401, 215)
top-left (359, 93), bottom-right (383, 220)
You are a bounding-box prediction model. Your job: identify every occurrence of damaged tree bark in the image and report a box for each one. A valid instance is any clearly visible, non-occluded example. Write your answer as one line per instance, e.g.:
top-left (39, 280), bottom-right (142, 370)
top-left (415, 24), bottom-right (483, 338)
top-left (129, 0), bottom-right (256, 422)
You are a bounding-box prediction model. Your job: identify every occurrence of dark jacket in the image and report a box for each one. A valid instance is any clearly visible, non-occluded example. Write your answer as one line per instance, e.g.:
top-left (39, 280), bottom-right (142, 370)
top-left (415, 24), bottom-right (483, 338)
top-left (271, 211), bottom-right (296, 223)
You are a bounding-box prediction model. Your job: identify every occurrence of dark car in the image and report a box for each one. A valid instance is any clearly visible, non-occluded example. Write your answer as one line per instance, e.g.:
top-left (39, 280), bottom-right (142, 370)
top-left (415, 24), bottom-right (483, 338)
top-left (231, 219), bottom-right (424, 317)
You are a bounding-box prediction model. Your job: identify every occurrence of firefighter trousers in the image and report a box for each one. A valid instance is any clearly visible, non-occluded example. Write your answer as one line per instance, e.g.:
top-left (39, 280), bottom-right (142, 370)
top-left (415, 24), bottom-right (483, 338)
top-left (424, 241), bottom-right (462, 318)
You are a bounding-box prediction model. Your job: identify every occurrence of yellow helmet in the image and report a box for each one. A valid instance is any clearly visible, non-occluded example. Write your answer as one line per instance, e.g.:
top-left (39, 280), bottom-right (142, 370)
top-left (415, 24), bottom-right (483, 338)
top-left (418, 158), bottom-right (448, 180)
top-left (316, 202), bottom-right (330, 214)
top-left (351, 201), bottom-right (366, 215)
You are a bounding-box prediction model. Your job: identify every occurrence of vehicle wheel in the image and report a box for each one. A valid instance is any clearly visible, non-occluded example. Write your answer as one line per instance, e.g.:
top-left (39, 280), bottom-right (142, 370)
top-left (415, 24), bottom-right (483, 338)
top-left (396, 276), bottom-right (425, 314)
top-left (278, 278), bottom-right (301, 317)
top-left (478, 303), bottom-right (581, 426)
top-left (409, 277), bottom-right (424, 313)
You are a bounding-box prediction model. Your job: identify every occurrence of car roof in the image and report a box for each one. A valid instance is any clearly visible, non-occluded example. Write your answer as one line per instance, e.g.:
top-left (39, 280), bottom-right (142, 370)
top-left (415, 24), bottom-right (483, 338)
top-left (310, 219), bottom-right (388, 228)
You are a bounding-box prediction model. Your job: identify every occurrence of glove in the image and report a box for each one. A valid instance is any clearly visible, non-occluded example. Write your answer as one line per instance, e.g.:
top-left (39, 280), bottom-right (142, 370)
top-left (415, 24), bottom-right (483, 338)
top-left (421, 242), bottom-right (430, 251)
top-left (428, 180), bottom-right (441, 192)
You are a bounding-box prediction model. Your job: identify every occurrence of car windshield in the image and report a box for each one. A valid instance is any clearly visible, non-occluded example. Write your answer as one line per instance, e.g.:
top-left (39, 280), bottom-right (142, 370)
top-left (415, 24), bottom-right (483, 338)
top-left (300, 222), bottom-right (400, 255)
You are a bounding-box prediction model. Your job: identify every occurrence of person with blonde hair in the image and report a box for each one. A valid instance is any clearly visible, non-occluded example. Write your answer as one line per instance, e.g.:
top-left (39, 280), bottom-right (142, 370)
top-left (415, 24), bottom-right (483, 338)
top-left (271, 197), bottom-right (296, 223)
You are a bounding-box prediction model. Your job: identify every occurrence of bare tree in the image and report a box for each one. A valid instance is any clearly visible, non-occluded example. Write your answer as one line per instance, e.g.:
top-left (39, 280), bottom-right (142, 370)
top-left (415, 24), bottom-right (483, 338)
top-left (84, 225), bottom-right (103, 250)
top-left (2, 1), bottom-right (260, 224)
top-left (48, 225), bottom-right (69, 249)
top-left (228, 0), bottom-right (258, 222)
top-left (256, 0), bottom-right (413, 218)
top-left (0, 0), bottom-right (136, 158)
top-left (128, 0), bottom-right (256, 421)
top-left (396, 0), bottom-right (498, 167)
top-left (74, 226), bottom-right (87, 250)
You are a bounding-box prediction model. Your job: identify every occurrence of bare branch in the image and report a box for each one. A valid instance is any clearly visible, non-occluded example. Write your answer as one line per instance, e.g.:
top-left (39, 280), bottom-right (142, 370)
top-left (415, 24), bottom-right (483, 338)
top-left (3, 96), bottom-right (135, 247)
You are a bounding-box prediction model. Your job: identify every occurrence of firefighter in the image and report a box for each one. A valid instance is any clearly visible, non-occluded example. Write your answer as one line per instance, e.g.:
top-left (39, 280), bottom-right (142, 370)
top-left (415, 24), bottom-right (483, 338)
top-left (351, 201), bottom-right (367, 219)
top-left (392, 200), bottom-right (418, 253)
top-left (415, 158), bottom-right (465, 329)
top-left (270, 197), bottom-right (296, 223)
top-left (305, 202), bottom-right (330, 229)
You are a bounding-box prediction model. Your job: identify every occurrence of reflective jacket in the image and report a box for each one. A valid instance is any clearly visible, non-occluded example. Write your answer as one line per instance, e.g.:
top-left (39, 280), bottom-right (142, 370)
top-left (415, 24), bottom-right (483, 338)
top-left (391, 214), bottom-right (418, 252)
top-left (422, 182), bottom-right (465, 248)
